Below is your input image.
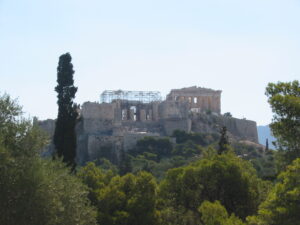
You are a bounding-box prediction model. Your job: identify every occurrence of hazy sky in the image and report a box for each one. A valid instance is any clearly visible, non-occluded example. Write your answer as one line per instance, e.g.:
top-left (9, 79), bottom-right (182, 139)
top-left (0, 0), bottom-right (299, 125)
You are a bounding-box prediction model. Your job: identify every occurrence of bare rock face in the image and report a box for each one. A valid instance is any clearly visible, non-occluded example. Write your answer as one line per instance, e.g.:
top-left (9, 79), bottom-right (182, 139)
top-left (38, 87), bottom-right (258, 165)
top-left (191, 113), bottom-right (258, 143)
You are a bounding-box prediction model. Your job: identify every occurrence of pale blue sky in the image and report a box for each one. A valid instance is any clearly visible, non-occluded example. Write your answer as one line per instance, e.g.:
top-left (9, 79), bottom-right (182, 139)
top-left (0, 0), bottom-right (299, 125)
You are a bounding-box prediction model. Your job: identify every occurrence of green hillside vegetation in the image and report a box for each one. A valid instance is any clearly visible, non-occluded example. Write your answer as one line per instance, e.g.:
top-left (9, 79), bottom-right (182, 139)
top-left (1, 80), bottom-right (299, 225)
top-left (0, 94), bottom-right (97, 225)
top-left (91, 129), bottom-right (276, 181)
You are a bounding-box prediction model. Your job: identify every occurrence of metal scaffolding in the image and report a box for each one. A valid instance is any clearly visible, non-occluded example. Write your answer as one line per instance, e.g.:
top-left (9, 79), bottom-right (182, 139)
top-left (100, 90), bottom-right (162, 103)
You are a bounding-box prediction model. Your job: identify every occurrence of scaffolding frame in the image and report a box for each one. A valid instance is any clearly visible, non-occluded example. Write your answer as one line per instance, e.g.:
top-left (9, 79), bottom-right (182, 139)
top-left (100, 90), bottom-right (162, 103)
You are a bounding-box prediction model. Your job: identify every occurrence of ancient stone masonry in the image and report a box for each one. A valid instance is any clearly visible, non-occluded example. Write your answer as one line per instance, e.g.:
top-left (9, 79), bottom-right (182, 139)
top-left (39, 86), bottom-right (258, 165)
top-left (166, 86), bottom-right (222, 114)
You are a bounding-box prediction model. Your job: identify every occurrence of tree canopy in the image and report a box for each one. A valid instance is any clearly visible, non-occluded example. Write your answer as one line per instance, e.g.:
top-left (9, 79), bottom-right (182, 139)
top-left (248, 158), bottom-right (300, 225)
top-left (159, 152), bottom-right (268, 219)
top-left (198, 201), bottom-right (245, 225)
top-left (0, 93), bottom-right (97, 225)
top-left (266, 80), bottom-right (300, 166)
top-left (78, 163), bottom-right (159, 225)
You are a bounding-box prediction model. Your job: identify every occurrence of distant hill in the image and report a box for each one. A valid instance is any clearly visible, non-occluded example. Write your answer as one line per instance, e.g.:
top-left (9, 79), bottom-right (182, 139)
top-left (257, 125), bottom-right (276, 149)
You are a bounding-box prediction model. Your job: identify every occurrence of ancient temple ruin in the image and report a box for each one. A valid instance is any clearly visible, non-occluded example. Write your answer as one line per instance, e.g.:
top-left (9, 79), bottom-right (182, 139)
top-left (166, 86), bottom-right (221, 114)
top-left (96, 86), bottom-right (222, 124)
top-left (39, 86), bottom-right (258, 165)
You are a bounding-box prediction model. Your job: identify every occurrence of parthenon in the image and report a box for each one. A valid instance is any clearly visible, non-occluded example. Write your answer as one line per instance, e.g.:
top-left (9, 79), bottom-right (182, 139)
top-left (166, 86), bottom-right (221, 114)
top-left (97, 86), bottom-right (222, 124)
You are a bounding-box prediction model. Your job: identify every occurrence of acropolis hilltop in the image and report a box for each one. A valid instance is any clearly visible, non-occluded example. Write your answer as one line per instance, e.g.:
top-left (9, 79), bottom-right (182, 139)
top-left (39, 86), bottom-right (258, 164)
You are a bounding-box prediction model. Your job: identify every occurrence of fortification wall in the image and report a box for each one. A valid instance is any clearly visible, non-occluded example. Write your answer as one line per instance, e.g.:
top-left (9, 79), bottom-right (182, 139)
top-left (191, 114), bottom-right (258, 143)
top-left (158, 101), bottom-right (189, 119)
top-left (87, 135), bottom-right (123, 162)
top-left (222, 117), bottom-right (258, 143)
top-left (82, 118), bottom-right (114, 134)
top-left (81, 102), bottom-right (116, 120)
top-left (163, 118), bottom-right (191, 136)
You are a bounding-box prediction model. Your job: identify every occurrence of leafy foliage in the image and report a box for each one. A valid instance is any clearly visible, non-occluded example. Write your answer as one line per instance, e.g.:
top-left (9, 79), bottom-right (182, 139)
top-left (198, 201), bottom-right (245, 225)
top-left (265, 80), bottom-right (300, 167)
top-left (159, 152), bottom-right (268, 219)
top-left (232, 142), bottom-right (277, 180)
top-left (248, 158), bottom-right (300, 225)
top-left (172, 140), bottom-right (203, 158)
top-left (0, 94), bottom-right (97, 225)
top-left (77, 162), bottom-right (115, 205)
top-left (78, 163), bottom-right (159, 225)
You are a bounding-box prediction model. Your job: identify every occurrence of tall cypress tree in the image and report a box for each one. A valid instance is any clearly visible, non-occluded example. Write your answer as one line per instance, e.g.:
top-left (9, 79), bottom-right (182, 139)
top-left (53, 53), bottom-right (78, 170)
top-left (266, 138), bottom-right (269, 151)
top-left (218, 126), bottom-right (230, 154)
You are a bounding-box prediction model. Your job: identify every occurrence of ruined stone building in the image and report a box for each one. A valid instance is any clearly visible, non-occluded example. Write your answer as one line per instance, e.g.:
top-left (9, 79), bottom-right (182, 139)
top-left (39, 86), bottom-right (258, 165)
top-left (167, 86), bottom-right (221, 114)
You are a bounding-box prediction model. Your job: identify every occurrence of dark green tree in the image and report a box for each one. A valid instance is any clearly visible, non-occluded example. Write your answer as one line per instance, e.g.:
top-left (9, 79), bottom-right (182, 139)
top-left (78, 167), bottom-right (159, 225)
top-left (0, 93), bottom-right (97, 225)
top-left (265, 80), bottom-right (300, 167)
top-left (265, 138), bottom-right (269, 151)
top-left (218, 126), bottom-right (230, 154)
top-left (159, 152), bottom-right (269, 220)
top-left (223, 112), bottom-right (232, 117)
top-left (53, 53), bottom-right (78, 170)
top-left (198, 201), bottom-right (245, 225)
top-left (247, 158), bottom-right (300, 225)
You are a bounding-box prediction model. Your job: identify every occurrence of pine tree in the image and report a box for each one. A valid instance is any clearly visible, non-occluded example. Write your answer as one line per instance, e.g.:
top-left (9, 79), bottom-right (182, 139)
top-left (218, 126), bottom-right (230, 154)
top-left (266, 80), bottom-right (300, 166)
top-left (265, 138), bottom-right (269, 151)
top-left (53, 53), bottom-right (78, 171)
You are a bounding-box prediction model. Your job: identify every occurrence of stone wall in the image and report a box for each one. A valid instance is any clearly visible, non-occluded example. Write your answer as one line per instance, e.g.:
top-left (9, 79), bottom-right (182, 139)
top-left (123, 132), bottom-right (160, 151)
top-left (163, 118), bottom-right (192, 136)
top-left (158, 101), bottom-right (189, 119)
top-left (222, 117), bottom-right (258, 143)
top-left (81, 102), bottom-right (116, 120)
top-left (82, 118), bottom-right (114, 134)
top-left (38, 86), bottom-right (259, 165)
top-left (86, 135), bottom-right (123, 162)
